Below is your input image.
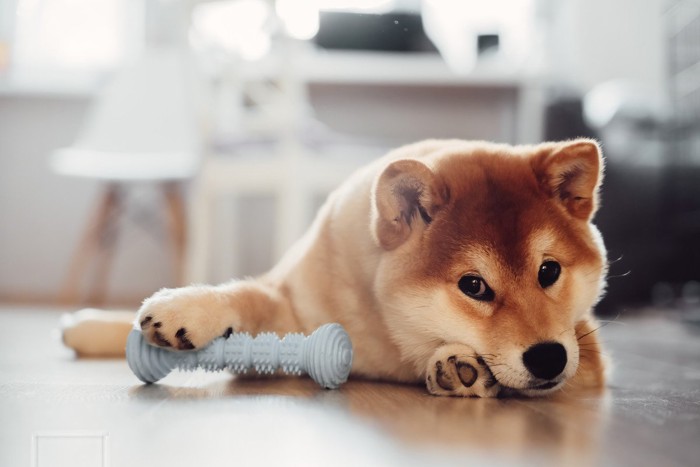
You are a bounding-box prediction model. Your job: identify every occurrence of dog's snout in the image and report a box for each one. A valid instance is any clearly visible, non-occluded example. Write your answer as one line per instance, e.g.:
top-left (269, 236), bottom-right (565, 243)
top-left (522, 342), bottom-right (567, 380)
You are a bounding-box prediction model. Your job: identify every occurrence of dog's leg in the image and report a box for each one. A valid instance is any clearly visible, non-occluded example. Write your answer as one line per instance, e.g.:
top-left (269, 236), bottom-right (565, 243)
top-left (568, 317), bottom-right (607, 390)
top-left (61, 309), bottom-right (136, 357)
top-left (137, 281), bottom-right (300, 350)
top-left (425, 344), bottom-right (501, 398)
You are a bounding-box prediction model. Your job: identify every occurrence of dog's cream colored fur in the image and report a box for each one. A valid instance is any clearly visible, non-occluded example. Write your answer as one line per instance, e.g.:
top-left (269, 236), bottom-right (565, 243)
top-left (63, 139), bottom-right (608, 397)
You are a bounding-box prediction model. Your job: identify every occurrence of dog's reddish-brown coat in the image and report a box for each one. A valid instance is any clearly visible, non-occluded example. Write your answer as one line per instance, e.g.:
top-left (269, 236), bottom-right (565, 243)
top-left (64, 139), bottom-right (609, 396)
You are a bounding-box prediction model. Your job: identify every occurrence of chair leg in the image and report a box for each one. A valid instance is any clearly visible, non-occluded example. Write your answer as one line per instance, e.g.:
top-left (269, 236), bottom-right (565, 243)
top-left (163, 182), bottom-right (187, 286)
top-left (185, 175), bottom-right (212, 285)
top-left (58, 184), bottom-right (122, 306)
top-left (87, 186), bottom-right (123, 305)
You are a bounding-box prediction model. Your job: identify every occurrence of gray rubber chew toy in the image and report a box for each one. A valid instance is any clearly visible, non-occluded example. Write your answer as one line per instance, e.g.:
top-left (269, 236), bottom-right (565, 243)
top-left (126, 323), bottom-right (353, 389)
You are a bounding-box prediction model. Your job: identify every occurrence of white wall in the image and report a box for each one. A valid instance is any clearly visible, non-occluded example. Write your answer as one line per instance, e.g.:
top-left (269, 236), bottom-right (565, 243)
top-left (550, 0), bottom-right (667, 96)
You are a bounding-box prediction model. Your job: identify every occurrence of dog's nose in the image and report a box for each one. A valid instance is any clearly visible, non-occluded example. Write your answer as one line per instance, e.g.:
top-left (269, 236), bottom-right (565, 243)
top-left (522, 342), bottom-right (567, 380)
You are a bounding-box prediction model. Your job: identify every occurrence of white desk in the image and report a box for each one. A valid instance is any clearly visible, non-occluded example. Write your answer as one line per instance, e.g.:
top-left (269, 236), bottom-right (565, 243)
top-left (240, 48), bottom-right (544, 144)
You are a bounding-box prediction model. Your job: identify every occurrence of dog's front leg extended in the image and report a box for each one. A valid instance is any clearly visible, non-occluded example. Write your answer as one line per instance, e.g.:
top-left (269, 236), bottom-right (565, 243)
top-left (136, 281), bottom-right (300, 350)
top-left (425, 344), bottom-right (501, 398)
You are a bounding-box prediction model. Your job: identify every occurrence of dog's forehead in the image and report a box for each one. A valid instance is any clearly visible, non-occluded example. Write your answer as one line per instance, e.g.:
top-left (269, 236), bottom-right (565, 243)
top-left (427, 149), bottom-right (578, 275)
top-left (439, 149), bottom-right (547, 234)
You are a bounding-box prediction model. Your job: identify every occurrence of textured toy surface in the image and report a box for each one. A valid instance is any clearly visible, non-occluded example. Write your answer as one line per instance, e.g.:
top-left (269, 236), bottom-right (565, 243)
top-left (126, 323), bottom-right (353, 389)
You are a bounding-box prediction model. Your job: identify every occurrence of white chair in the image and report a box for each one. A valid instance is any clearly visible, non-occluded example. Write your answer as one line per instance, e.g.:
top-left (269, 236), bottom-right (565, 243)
top-left (185, 43), bottom-right (386, 283)
top-left (52, 47), bottom-right (201, 304)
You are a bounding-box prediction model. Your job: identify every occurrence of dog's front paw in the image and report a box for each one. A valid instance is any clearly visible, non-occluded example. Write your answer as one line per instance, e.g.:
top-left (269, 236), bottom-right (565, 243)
top-left (137, 287), bottom-right (234, 350)
top-left (426, 344), bottom-right (501, 398)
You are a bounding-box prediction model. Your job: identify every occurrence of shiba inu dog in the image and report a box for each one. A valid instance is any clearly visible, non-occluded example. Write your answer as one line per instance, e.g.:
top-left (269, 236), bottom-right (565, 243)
top-left (63, 139), bottom-right (608, 397)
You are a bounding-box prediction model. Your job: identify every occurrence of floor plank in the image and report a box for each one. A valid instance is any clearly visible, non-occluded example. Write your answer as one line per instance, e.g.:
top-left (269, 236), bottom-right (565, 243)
top-left (1, 306), bottom-right (699, 466)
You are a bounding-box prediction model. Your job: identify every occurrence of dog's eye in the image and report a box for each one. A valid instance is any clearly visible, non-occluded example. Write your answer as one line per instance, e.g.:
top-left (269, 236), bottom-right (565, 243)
top-left (458, 276), bottom-right (494, 301)
top-left (538, 261), bottom-right (561, 288)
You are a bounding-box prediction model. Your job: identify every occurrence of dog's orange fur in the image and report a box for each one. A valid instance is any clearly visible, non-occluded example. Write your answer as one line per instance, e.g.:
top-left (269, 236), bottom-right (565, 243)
top-left (63, 139), bottom-right (608, 397)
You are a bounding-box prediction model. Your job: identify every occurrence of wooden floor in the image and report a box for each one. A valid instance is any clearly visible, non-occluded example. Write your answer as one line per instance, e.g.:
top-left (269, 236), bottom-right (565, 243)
top-left (1, 306), bottom-right (699, 467)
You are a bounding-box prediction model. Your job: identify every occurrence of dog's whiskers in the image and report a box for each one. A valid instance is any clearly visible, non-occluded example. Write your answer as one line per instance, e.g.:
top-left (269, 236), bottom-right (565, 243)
top-left (608, 254), bottom-right (624, 265)
top-left (607, 270), bottom-right (632, 280)
top-left (559, 327), bottom-right (574, 337)
top-left (579, 348), bottom-right (608, 357)
top-left (577, 322), bottom-right (610, 341)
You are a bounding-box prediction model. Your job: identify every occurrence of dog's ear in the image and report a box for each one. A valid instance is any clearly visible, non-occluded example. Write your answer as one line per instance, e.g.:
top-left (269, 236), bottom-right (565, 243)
top-left (535, 139), bottom-right (604, 220)
top-left (371, 159), bottom-right (449, 250)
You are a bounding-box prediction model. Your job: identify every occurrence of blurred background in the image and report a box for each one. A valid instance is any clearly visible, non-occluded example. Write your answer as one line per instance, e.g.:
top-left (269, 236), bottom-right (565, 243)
top-left (0, 0), bottom-right (698, 315)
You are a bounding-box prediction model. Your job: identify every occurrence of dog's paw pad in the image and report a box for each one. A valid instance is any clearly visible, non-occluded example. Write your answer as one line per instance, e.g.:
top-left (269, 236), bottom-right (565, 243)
top-left (435, 359), bottom-right (457, 390)
top-left (426, 344), bottom-right (500, 398)
top-left (455, 360), bottom-right (478, 387)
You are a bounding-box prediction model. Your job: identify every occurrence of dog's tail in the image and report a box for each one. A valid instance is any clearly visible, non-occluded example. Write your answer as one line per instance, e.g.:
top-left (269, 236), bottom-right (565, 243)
top-left (61, 308), bottom-right (135, 358)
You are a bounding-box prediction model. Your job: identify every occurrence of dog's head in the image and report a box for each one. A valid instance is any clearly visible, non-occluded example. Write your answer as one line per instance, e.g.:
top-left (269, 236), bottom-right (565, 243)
top-left (371, 139), bottom-right (607, 396)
